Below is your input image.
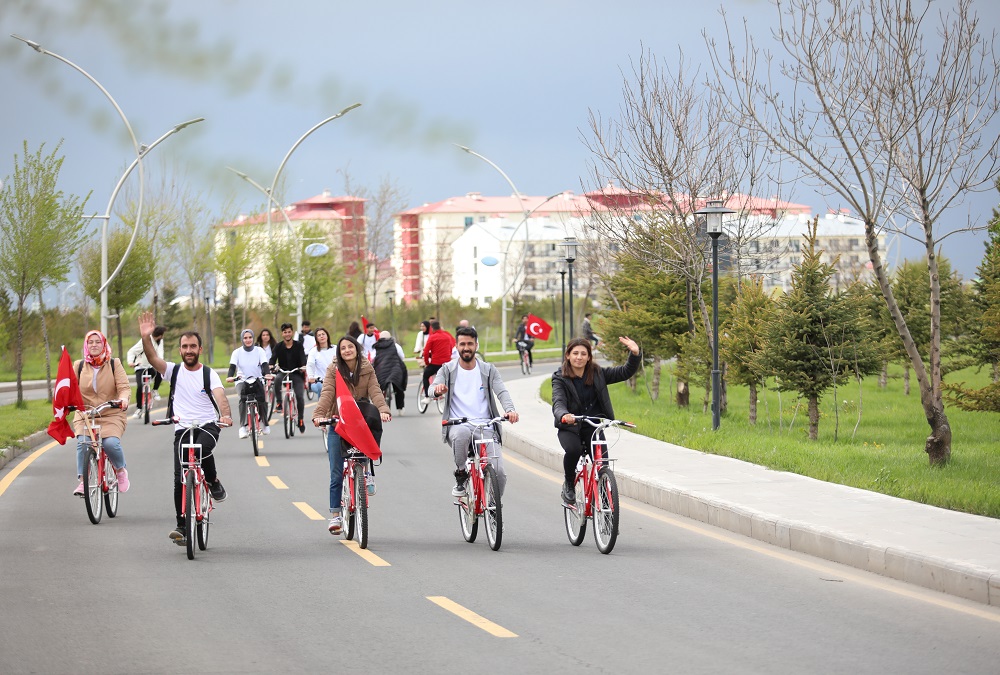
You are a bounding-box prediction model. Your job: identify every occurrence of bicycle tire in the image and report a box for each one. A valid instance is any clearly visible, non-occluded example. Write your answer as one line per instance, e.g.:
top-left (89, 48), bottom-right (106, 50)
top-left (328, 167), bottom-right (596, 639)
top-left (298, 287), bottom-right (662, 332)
top-left (248, 403), bottom-right (259, 457)
top-left (185, 472), bottom-right (196, 560)
top-left (197, 481), bottom-right (210, 551)
top-left (104, 456), bottom-right (119, 518)
top-left (83, 448), bottom-right (103, 524)
top-left (483, 464), bottom-right (503, 551)
top-left (283, 397), bottom-right (292, 439)
top-left (306, 383), bottom-right (315, 401)
top-left (289, 398), bottom-right (297, 437)
top-left (435, 395), bottom-right (445, 414)
top-left (143, 389), bottom-right (151, 425)
top-left (564, 471), bottom-right (587, 545)
top-left (266, 389), bottom-right (275, 423)
top-left (417, 394), bottom-right (428, 414)
top-left (520, 354), bottom-right (527, 375)
top-left (525, 356), bottom-right (532, 375)
top-left (593, 467), bottom-right (620, 554)
top-left (342, 463), bottom-right (356, 541)
top-left (355, 464), bottom-right (369, 549)
top-left (458, 472), bottom-right (478, 543)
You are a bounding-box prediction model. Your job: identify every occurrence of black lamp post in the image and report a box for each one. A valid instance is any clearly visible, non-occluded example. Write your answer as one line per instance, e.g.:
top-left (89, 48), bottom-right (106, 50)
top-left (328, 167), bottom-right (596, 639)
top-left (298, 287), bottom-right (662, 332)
top-left (694, 199), bottom-right (736, 431)
top-left (385, 288), bottom-right (396, 338)
top-left (558, 268), bottom-right (567, 354)
top-left (563, 237), bottom-right (578, 342)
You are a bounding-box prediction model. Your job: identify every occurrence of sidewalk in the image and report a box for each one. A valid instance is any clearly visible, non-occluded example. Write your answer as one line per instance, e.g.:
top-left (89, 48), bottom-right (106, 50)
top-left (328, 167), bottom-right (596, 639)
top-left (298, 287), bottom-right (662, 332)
top-left (501, 373), bottom-right (1000, 607)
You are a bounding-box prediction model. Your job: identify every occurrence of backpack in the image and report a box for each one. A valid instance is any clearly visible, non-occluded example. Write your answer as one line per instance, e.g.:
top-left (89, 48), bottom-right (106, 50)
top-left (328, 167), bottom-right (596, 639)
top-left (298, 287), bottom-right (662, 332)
top-left (165, 364), bottom-right (220, 420)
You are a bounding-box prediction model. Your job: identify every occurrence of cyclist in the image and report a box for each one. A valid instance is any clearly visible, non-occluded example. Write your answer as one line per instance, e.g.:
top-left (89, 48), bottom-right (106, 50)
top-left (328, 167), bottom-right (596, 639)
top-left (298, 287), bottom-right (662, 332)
top-left (295, 320), bottom-right (316, 354)
top-left (582, 313), bottom-right (600, 348)
top-left (359, 321), bottom-right (379, 361)
top-left (137, 311), bottom-right (233, 543)
top-left (72, 330), bottom-right (131, 496)
top-left (551, 336), bottom-right (641, 505)
top-left (270, 322), bottom-right (308, 433)
top-left (372, 330), bottom-right (407, 416)
top-left (255, 328), bottom-right (276, 361)
top-left (227, 329), bottom-right (271, 438)
top-left (306, 327), bottom-right (335, 396)
top-left (513, 315), bottom-right (535, 367)
top-left (432, 326), bottom-right (519, 498)
top-left (312, 335), bottom-right (391, 535)
top-left (126, 324), bottom-right (165, 418)
top-left (420, 320), bottom-right (455, 404)
top-left (413, 320), bottom-right (430, 363)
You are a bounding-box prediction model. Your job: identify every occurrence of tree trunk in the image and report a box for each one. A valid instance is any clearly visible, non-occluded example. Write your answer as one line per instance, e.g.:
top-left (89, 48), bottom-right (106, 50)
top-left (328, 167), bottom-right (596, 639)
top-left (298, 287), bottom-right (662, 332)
top-left (39, 289), bottom-right (52, 403)
top-left (677, 379), bottom-right (689, 408)
top-left (807, 395), bottom-right (820, 440)
top-left (925, 405), bottom-right (952, 466)
top-left (904, 363), bottom-right (911, 396)
top-left (879, 362), bottom-right (888, 388)
top-left (628, 374), bottom-right (637, 393)
top-left (720, 362), bottom-right (728, 414)
top-left (229, 293), bottom-right (237, 351)
top-left (15, 291), bottom-right (25, 406)
top-left (702, 383), bottom-right (710, 414)
top-left (651, 355), bottom-right (661, 401)
top-left (115, 311), bottom-right (124, 362)
top-left (748, 383), bottom-right (758, 426)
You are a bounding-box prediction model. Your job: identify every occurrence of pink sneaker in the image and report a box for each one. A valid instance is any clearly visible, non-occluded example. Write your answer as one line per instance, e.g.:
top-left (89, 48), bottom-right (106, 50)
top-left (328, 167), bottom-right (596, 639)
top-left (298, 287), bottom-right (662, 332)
top-left (116, 468), bottom-right (130, 493)
top-left (73, 481), bottom-right (84, 496)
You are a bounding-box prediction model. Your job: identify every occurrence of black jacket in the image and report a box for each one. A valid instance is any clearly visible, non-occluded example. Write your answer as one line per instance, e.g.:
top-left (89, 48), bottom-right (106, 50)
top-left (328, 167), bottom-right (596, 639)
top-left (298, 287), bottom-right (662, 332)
top-left (372, 337), bottom-right (407, 391)
top-left (550, 351), bottom-right (641, 430)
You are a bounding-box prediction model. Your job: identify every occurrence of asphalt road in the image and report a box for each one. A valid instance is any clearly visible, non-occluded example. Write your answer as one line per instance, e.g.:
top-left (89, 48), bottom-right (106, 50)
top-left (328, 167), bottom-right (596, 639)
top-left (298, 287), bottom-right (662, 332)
top-left (2, 365), bottom-right (999, 674)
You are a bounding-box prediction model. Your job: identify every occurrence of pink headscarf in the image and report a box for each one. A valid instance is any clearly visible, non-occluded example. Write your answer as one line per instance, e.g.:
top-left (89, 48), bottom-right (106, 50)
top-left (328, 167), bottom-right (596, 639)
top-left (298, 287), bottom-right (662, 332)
top-left (83, 330), bottom-right (111, 368)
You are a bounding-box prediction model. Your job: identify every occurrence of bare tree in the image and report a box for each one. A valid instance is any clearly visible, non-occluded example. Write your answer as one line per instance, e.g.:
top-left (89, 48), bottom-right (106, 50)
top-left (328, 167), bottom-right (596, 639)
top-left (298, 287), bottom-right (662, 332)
top-left (423, 239), bottom-right (453, 320)
top-left (164, 187), bottom-right (215, 330)
top-left (711, 0), bottom-right (1000, 464)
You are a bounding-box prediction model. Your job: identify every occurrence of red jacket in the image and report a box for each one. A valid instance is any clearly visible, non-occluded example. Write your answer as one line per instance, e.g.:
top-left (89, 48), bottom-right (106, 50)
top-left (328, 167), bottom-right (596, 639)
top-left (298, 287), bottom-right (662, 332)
top-left (422, 329), bottom-right (456, 366)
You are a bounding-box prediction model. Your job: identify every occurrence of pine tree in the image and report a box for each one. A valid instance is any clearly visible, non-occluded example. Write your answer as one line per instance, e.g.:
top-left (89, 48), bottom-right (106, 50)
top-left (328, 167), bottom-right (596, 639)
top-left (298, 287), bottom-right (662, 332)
top-left (721, 276), bottom-right (774, 425)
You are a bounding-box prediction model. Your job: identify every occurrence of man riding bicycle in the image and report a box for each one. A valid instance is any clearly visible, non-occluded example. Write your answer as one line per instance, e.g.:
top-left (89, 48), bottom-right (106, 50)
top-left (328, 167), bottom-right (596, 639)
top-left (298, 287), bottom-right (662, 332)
top-left (138, 311), bottom-right (233, 544)
top-left (432, 327), bottom-right (519, 498)
top-left (270, 322), bottom-right (308, 433)
top-left (513, 315), bottom-right (535, 367)
top-left (227, 328), bottom-right (271, 438)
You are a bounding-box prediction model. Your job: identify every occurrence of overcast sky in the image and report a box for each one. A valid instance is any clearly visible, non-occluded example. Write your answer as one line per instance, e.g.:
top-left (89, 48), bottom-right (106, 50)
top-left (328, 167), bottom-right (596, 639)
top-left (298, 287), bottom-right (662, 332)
top-left (2, 0), bottom-right (998, 289)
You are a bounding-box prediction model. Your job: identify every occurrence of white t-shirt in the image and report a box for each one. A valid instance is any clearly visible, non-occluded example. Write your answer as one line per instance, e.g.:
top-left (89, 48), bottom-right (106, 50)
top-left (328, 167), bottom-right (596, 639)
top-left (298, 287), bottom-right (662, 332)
top-left (296, 332), bottom-right (316, 354)
top-left (229, 346), bottom-right (268, 381)
top-left (307, 347), bottom-right (335, 380)
top-left (449, 365), bottom-right (491, 421)
top-left (164, 362), bottom-right (224, 430)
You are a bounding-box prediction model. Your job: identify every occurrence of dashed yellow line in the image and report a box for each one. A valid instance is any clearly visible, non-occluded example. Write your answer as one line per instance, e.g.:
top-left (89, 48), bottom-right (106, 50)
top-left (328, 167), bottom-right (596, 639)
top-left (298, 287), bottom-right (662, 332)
top-left (267, 476), bottom-right (288, 490)
top-left (427, 596), bottom-right (517, 638)
top-left (293, 501), bottom-right (325, 520)
top-left (340, 540), bottom-right (391, 566)
top-left (255, 456), bottom-right (270, 467)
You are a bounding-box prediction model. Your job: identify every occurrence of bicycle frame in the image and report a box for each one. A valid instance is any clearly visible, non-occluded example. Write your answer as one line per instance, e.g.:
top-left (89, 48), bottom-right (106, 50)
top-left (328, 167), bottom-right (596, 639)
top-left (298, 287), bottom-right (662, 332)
top-left (74, 400), bottom-right (122, 524)
top-left (141, 371), bottom-right (152, 408)
top-left (445, 415), bottom-right (506, 550)
top-left (572, 417), bottom-right (629, 516)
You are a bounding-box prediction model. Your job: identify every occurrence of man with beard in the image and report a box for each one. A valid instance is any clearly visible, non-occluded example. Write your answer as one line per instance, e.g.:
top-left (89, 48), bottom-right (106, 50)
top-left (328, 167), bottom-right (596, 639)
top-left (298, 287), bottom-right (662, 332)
top-left (138, 311), bottom-right (233, 545)
top-left (432, 327), bottom-right (519, 498)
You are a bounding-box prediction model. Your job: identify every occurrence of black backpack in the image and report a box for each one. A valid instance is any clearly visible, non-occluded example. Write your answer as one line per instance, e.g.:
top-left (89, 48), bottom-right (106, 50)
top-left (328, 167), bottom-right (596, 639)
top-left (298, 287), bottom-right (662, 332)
top-left (165, 364), bottom-right (220, 420)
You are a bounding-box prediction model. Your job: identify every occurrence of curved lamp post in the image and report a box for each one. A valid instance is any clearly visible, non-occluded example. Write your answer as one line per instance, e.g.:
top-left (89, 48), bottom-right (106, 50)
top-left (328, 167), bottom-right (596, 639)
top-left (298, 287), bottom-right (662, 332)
top-left (228, 104), bottom-right (361, 322)
top-left (12, 34), bottom-right (147, 336)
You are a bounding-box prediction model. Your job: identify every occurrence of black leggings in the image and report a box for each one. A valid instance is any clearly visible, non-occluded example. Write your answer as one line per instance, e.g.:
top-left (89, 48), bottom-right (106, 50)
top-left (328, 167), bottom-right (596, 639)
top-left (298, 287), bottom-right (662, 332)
top-left (382, 384), bottom-right (405, 410)
top-left (421, 364), bottom-right (442, 398)
top-left (134, 367), bottom-right (162, 406)
top-left (557, 425), bottom-right (600, 484)
top-left (239, 380), bottom-right (268, 428)
top-left (173, 426), bottom-right (219, 527)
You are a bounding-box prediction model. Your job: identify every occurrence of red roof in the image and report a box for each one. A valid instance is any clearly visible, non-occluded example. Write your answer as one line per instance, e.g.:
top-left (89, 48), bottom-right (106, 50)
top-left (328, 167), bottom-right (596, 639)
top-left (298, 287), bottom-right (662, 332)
top-left (217, 191), bottom-right (365, 228)
top-left (398, 191), bottom-right (593, 217)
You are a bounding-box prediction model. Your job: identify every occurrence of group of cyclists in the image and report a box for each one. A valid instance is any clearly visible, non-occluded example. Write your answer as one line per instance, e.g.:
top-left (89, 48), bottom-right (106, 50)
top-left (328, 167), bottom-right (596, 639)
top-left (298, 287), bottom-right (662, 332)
top-left (67, 309), bottom-right (638, 546)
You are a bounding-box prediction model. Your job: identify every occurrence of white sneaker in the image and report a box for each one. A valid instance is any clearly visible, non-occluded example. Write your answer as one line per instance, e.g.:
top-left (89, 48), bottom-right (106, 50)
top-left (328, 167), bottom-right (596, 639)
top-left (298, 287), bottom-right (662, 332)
top-left (152, 392), bottom-right (161, 401)
top-left (328, 516), bottom-right (343, 535)
top-left (396, 408), bottom-right (404, 417)
top-left (133, 409), bottom-right (142, 419)
top-left (238, 426), bottom-right (248, 439)
top-left (421, 396), bottom-right (430, 405)
top-left (263, 426), bottom-right (271, 435)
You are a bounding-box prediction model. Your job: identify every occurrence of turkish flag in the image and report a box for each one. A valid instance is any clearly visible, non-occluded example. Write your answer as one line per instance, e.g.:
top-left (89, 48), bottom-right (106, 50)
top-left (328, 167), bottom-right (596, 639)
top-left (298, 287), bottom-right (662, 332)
top-left (47, 346), bottom-right (84, 444)
top-left (525, 313), bottom-right (554, 341)
top-left (333, 368), bottom-right (382, 461)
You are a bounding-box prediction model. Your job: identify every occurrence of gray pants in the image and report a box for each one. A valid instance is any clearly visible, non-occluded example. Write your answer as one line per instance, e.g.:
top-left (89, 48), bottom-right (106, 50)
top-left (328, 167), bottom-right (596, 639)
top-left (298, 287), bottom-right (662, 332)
top-left (449, 422), bottom-right (507, 496)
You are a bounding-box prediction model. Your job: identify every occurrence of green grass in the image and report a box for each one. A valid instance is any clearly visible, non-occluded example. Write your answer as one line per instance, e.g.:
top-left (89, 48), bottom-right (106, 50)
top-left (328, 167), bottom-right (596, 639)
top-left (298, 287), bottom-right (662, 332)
top-left (540, 366), bottom-right (1000, 518)
top-left (0, 399), bottom-right (57, 450)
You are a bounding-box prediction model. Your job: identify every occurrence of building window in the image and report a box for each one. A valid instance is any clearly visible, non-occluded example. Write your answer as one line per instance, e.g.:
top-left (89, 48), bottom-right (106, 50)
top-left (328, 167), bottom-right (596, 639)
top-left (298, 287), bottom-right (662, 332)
top-left (464, 216), bottom-right (473, 228)
top-left (849, 238), bottom-right (859, 250)
top-left (790, 241), bottom-right (800, 252)
top-left (478, 215), bottom-right (486, 223)
top-left (473, 263), bottom-right (478, 275)
top-left (484, 296), bottom-right (493, 304)
top-left (633, 214), bottom-right (643, 223)
top-left (473, 246), bottom-right (477, 257)
top-left (749, 241), bottom-right (759, 254)
top-left (474, 280), bottom-right (479, 291)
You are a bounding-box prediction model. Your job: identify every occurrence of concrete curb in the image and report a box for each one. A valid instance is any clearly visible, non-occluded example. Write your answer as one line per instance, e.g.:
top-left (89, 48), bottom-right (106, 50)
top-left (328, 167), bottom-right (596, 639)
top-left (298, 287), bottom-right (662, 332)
top-left (501, 379), bottom-right (1000, 607)
top-left (0, 429), bottom-right (52, 474)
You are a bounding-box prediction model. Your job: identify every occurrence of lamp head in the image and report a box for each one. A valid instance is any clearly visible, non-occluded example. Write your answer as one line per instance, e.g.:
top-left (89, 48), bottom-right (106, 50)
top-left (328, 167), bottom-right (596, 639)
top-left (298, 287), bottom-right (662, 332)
top-left (562, 236), bottom-right (578, 263)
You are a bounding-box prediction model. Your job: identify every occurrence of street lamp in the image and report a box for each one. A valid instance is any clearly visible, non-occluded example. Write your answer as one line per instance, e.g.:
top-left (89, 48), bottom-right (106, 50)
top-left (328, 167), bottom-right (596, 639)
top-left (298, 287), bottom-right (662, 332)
top-left (228, 104), bottom-right (360, 323)
top-left (59, 282), bottom-right (77, 313)
top-left (562, 237), bottom-right (578, 342)
top-left (695, 198), bottom-right (736, 431)
top-left (385, 288), bottom-right (396, 337)
top-left (12, 34), bottom-right (156, 336)
top-left (558, 268), bottom-right (567, 354)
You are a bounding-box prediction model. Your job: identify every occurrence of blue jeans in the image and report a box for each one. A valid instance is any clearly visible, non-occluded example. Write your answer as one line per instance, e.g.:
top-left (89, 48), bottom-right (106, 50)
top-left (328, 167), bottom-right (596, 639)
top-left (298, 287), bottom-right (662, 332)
top-left (309, 381), bottom-right (323, 396)
top-left (76, 435), bottom-right (125, 477)
top-left (326, 428), bottom-right (344, 512)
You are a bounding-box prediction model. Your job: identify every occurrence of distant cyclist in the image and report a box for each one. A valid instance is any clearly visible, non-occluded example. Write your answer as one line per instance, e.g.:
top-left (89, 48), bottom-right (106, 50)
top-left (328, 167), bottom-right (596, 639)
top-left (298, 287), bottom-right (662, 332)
top-left (270, 322), bottom-right (307, 433)
top-left (306, 328), bottom-right (335, 396)
top-left (420, 320), bottom-right (455, 404)
top-left (551, 336), bottom-right (640, 505)
top-left (255, 328), bottom-right (276, 362)
top-left (126, 324), bottom-right (165, 417)
top-left (227, 328), bottom-right (271, 438)
top-left (372, 330), bottom-right (408, 416)
top-left (513, 315), bottom-right (535, 367)
top-left (432, 327), bottom-right (518, 498)
top-left (295, 320), bottom-right (316, 354)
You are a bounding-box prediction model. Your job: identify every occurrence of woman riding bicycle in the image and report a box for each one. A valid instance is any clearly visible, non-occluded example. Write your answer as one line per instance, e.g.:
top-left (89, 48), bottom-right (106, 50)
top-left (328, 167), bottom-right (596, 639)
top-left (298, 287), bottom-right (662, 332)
top-left (72, 330), bottom-right (132, 496)
top-left (513, 315), bottom-right (535, 366)
top-left (312, 335), bottom-right (391, 535)
top-left (372, 330), bottom-right (408, 416)
top-left (306, 328), bottom-right (335, 396)
top-left (551, 336), bottom-right (641, 505)
top-left (227, 328), bottom-right (271, 438)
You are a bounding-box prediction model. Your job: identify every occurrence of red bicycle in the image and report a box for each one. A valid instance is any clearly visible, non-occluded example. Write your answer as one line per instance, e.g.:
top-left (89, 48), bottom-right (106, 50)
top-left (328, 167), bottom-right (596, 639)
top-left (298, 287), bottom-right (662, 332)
top-left (318, 419), bottom-right (373, 549)
top-left (229, 375), bottom-right (265, 457)
top-left (274, 367), bottom-right (303, 438)
top-left (563, 416), bottom-right (634, 554)
top-left (74, 400), bottom-right (124, 524)
top-left (153, 418), bottom-right (226, 560)
top-left (444, 415), bottom-right (506, 551)
top-left (139, 370), bottom-right (154, 425)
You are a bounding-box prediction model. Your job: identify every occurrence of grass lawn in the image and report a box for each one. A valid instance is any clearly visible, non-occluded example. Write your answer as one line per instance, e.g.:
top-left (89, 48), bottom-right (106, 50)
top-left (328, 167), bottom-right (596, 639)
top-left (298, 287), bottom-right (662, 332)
top-left (541, 365), bottom-right (1000, 518)
top-left (0, 399), bottom-right (57, 451)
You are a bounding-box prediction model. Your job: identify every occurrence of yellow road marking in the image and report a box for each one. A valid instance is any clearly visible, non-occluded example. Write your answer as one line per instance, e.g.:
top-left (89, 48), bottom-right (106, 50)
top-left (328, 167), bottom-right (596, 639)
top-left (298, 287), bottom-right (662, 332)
top-left (340, 539), bottom-right (391, 566)
top-left (503, 453), bottom-right (1000, 623)
top-left (267, 476), bottom-right (288, 490)
top-left (255, 456), bottom-right (270, 467)
top-left (426, 596), bottom-right (517, 638)
top-left (293, 501), bottom-right (325, 520)
top-left (0, 441), bottom-right (58, 498)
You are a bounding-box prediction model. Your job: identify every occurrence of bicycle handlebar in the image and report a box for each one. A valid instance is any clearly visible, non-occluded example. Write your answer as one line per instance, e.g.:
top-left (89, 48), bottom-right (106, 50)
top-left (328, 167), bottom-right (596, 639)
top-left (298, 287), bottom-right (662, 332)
top-left (152, 417), bottom-right (232, 429)
top-left (69, 400), bottom-right (122, 416)
top-left (443, 415), bottom-right (508, 428)
top-left (315, 418), bottom-right (340, 427)
top-left (273, 367), bottom-right (305, 375)
top-left (574, 415), bottom-right (636, 430)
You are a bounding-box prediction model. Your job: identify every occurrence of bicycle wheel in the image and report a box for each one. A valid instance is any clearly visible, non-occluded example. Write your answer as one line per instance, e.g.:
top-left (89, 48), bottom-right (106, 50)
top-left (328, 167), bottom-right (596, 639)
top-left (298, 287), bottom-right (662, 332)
top-left (289, 399), bottom-right (297, 437)
top-left (306, 382), bottom-right (316, 401)
top-left (483, 464), bottom-right (503, 551)
top-left (104, 456), bottom-right (119, 518)
top-left (143, 389), bottom-right (151, 425)
top-left (520, 353), bottom-right (528, 375)
top-left (185, 472), bottom-right (196, 560)
top-left (355, 464), bottom-right (369, 549)
top-left (197, 481), bottom-right (210, 551)
top-left (248, 403), bottom-right (259, 457)
top-left (564, 471), bottom-right (587, 546)
top-left (341, 464), bottom-right (356, 541)
top-left (417, 393), bottom-right (429, 414)
top-left (435, 395), bottom-right (445, 414)
top-left (83, 449), bottom-right (103, 524)
top-left (283, 396), bottom-right (292, 439)
top-left (592, 467), bottom-right (620, 554)
top-left (458, 472), bottom-right (478, 543)
top-left (266, 389), bottom-right (275, 423)
top-left (525, 355), bottom-right (532, 375)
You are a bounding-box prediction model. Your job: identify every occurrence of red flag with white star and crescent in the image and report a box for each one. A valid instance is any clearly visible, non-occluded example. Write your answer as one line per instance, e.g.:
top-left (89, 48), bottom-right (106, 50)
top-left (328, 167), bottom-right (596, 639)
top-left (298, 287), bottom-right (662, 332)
top-left (525, 314), bottom-right (553, 341)
top-left (47, 346), bottom-right (84, 444)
